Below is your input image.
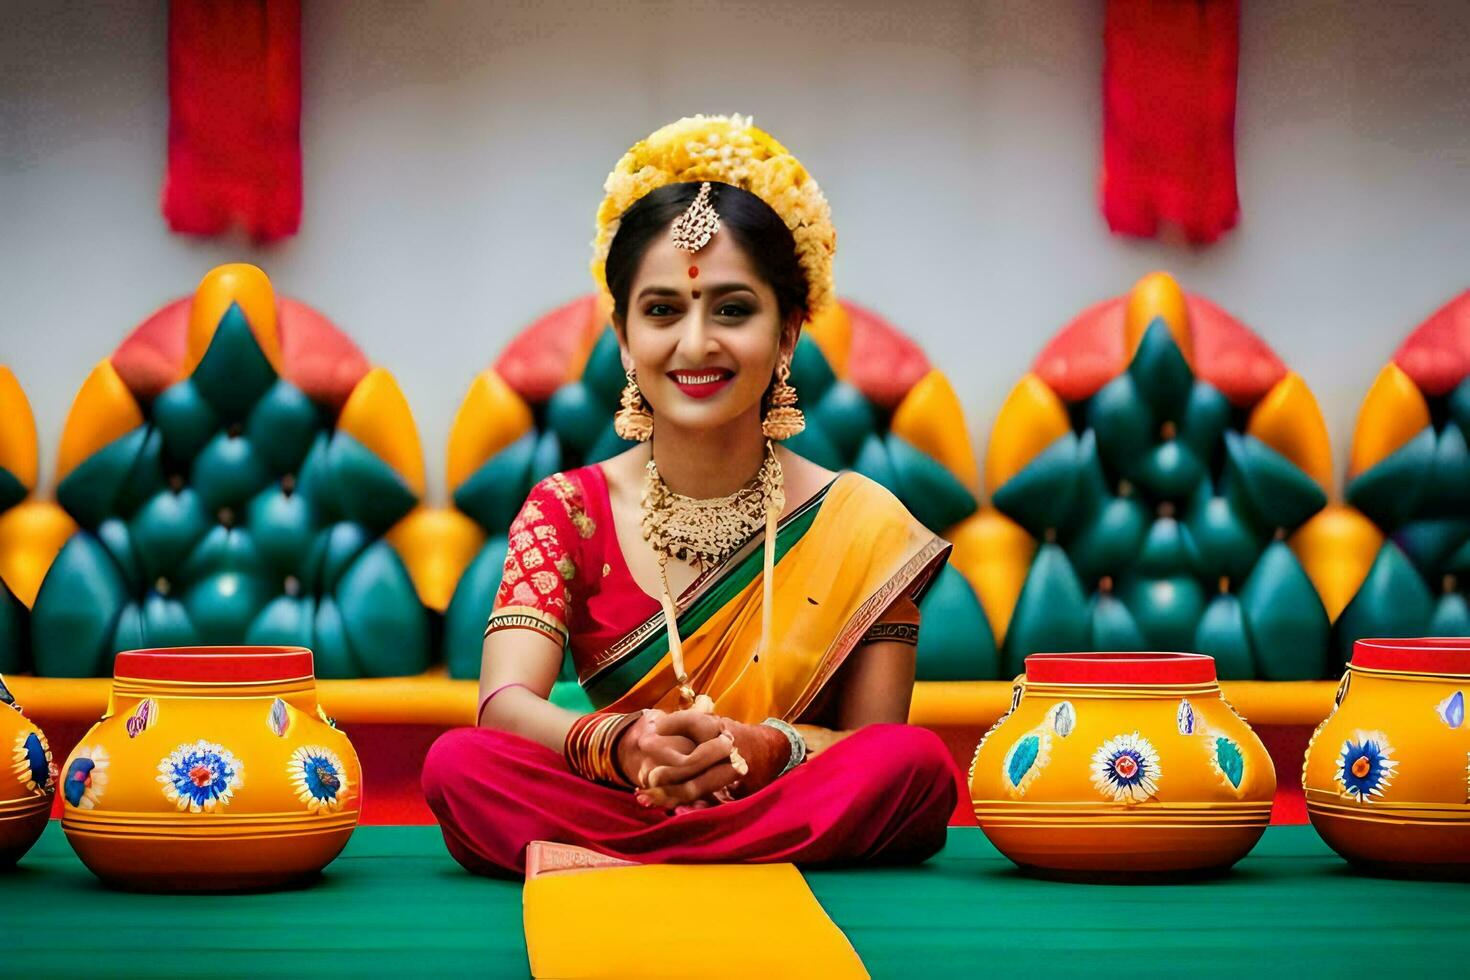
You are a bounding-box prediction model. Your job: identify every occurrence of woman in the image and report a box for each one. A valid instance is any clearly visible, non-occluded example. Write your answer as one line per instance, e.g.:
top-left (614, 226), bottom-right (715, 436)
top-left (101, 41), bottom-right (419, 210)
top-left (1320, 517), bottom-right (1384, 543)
top-left (423, 115), bottom-right (958, 876)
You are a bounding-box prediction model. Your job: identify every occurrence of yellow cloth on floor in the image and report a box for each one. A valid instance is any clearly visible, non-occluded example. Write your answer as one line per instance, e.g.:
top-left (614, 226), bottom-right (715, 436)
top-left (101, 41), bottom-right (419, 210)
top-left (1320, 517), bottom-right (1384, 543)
top-left (522, 862), bottom-right (868, 979)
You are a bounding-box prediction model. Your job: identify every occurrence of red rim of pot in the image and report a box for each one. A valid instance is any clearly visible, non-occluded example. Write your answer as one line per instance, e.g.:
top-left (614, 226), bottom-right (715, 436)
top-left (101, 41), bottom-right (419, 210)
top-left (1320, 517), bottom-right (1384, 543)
top-left (1351, 637), bottom-right (1470, 675)
top-left (1024, 651), bottom-right (1217, 685)
top-left (113, 646), bottom-right (315, 683)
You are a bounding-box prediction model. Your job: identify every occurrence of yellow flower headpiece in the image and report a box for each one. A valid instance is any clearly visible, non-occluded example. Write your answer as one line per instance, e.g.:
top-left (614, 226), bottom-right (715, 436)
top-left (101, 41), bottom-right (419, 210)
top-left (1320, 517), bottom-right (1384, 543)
top-left (592, 114), bottom-right (836, 315)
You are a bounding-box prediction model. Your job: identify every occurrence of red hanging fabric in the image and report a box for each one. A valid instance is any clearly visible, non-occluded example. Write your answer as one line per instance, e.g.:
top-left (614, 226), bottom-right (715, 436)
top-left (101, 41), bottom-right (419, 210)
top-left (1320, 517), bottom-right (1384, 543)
top-left (1102, 0), bottom-right (1240, 245)
top-left (162, 0), bottom-right (302, 242)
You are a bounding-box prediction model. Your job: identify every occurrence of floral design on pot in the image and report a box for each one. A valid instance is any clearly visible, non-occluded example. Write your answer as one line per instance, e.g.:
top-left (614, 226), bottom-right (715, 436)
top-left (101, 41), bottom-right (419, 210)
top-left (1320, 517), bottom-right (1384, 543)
top-left (1334, 730), bottom-right (1397, 803)
top-left (289, 745), bottom-right (350, 813)
top-left (12, 730), bottom-right (54, 796)
top-left (158, 740), bottom-right (244, 813)
top-left (63, 745), bottom-right (110, 810)
top-left (1091, 731), bottom-right (1161, 804)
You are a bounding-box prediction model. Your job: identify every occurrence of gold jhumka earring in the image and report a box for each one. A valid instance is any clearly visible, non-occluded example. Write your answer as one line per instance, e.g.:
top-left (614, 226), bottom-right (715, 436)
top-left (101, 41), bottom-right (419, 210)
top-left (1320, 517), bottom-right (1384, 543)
top-left (614, 369), bottom-right (654, 442)
top-left (762, 357), bottom-right (805, 440)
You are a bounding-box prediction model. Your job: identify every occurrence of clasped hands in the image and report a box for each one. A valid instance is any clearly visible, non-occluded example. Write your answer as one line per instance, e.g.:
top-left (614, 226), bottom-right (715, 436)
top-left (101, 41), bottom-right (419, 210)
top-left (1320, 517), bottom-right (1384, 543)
top-left (615, 707), bottom-right (792, 811)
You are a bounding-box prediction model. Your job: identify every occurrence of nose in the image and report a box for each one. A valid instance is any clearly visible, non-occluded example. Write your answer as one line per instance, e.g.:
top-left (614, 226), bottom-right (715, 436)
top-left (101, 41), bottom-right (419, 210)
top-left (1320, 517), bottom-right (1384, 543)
top-left (675, 305), bottom-right (720, 362)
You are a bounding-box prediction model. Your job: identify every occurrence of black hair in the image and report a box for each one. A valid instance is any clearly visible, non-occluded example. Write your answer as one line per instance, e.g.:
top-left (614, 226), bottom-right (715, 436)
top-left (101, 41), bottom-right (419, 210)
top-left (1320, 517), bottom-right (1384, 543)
top-left (604, 181), bottom-right (808, 325)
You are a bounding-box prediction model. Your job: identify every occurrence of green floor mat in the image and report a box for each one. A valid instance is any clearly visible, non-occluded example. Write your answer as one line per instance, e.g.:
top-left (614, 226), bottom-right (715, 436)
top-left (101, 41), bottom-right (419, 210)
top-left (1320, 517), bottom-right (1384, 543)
top-left (4, 824), bottom-right (1466, 978)
top-left (3, 823), bottom-right (529, 977)
top-left (806, 825), bottom-right (1470, 978)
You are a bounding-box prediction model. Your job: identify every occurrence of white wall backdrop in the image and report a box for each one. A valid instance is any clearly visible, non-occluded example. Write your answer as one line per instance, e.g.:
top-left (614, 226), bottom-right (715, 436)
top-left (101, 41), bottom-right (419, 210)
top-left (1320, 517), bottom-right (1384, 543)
top-left (3, 0), bottom-right (1468, 500)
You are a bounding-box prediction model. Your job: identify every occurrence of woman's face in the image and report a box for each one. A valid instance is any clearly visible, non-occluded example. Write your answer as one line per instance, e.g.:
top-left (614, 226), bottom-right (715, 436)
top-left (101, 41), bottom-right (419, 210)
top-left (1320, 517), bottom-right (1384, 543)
top-left (618, 227), bottom-right (791, 435)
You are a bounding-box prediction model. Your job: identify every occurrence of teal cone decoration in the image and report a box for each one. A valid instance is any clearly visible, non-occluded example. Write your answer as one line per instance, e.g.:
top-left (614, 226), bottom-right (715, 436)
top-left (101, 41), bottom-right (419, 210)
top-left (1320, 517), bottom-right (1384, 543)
top-left (1340, 373), bottom-right (1470, 661)
top-left (32, 303), bottom-right (429, 677)
top-left (994, 320), bottom-right (1330, 678)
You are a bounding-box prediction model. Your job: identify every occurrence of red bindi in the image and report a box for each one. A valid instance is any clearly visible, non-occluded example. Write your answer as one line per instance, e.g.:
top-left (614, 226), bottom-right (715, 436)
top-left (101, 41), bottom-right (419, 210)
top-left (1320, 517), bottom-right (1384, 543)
top-left (687, 265), bottom-right (699, 279)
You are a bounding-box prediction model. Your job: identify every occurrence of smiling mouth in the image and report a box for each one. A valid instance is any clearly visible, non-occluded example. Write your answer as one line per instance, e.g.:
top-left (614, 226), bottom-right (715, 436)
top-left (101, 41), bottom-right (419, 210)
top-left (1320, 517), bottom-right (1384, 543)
top-left (668, 369), bottom-right (735, 399)
top-left (668, 370), bottom-right (733, 384)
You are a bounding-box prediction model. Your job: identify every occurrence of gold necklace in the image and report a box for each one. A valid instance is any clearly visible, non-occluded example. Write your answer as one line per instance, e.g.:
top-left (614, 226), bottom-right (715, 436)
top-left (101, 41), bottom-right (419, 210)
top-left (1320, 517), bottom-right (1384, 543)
top-left (640, 440), bottom-right (786, 711)
top-left (640, 442), bottom-right (785, 572)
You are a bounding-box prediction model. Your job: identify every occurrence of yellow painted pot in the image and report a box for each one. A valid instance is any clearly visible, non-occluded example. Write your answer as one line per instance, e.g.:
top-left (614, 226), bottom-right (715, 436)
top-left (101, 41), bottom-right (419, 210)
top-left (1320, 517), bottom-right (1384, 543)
top-left (59, 647), bottom-right (360, 891)
top-left (970, 652), bottom-right (1275, 877)
top-left (1303, 637), bottom-right (1470, 878)
top-left (0, 674), bottom-right (54, 866)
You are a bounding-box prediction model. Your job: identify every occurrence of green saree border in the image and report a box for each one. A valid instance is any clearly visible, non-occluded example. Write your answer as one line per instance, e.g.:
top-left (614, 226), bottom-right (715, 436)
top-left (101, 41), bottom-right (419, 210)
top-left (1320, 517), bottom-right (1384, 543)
top-left (580, 479), bottom-right (835, 707)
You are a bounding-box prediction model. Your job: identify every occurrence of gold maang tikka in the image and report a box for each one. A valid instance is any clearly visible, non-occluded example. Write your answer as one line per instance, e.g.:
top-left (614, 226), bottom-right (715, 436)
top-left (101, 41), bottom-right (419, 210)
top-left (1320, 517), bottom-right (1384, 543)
top-left (671, 182), bottom-right (720, 252)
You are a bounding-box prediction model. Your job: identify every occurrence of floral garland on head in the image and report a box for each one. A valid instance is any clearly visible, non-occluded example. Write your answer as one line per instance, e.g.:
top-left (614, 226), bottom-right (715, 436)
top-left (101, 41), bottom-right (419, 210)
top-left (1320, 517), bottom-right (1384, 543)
top-left (591, 114), bottom-right (837, 315)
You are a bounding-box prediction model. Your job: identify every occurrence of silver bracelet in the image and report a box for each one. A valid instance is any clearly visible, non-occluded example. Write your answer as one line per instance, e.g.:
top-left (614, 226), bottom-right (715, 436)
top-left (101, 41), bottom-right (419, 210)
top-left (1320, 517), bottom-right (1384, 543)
top-left (761, 717), bottom-right (807, 776)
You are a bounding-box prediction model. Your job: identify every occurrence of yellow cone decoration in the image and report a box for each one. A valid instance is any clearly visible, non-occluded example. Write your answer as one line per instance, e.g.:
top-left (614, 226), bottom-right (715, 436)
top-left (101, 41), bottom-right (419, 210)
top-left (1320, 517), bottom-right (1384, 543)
top-left (184, 263), bottom-right (283, 375)
top-left (985, 374), bottom-right (1070, 493)
top-left (891, 370), bottom-right (980, 491)
top-left (1125, 271), bottom-right (1192, 363)
top-left (946, 509), bottom-right (1035, 645)
top-left (55, 361), bottom-right (145, 482)
top-left (447, 369), bottom-right (535, 493)
top-left (337, 367), bottom-right (426, 497)
top-left (1349, 363), bottom-right (1431, 478)
top-left (1290, 505), bottom-right (1384, 623)
top-left (1247, 372), bottom-right (1334, 490)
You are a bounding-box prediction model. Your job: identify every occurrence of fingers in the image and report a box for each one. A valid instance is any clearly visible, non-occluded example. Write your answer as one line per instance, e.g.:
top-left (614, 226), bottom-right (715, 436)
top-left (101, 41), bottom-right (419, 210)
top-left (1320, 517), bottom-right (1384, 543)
top-left (638, 762), bottom-right (741, 808)
top-left (634, 733), bottom-right (699, 767)
top-left (644, 732), bottom-right (736, 788)
top-left (653, 709), bottom-right (725, 744)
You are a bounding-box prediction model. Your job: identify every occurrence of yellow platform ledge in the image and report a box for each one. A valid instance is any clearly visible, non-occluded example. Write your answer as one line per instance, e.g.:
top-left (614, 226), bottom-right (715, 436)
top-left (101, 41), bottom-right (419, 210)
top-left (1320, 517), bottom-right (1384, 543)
top-left (7, 675), bottom-right (1336, 729)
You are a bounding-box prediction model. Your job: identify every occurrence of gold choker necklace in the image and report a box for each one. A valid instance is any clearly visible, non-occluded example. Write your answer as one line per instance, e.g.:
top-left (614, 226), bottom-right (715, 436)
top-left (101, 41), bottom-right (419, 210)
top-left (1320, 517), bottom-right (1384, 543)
top-left (640, 443), bottom-right (785, 572)
top-left (640, 441), bottom-right (786, 709)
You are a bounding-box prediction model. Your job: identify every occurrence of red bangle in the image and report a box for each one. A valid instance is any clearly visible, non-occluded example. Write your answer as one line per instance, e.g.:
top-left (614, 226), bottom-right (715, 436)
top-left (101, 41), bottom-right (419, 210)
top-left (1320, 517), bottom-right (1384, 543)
top-left (564, 711), bottom-right (639, 788)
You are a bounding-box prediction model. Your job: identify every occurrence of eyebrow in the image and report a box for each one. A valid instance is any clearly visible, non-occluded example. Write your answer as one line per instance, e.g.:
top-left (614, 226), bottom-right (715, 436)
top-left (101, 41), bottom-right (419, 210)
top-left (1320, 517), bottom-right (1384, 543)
top-left (635, 282), bottom-right (756, 301)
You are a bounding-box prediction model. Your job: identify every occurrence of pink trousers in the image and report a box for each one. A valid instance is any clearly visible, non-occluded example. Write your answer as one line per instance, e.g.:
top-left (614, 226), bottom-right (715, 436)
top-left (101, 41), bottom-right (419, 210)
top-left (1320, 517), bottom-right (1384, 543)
top-left (422, 723), bottom-right (958, 878)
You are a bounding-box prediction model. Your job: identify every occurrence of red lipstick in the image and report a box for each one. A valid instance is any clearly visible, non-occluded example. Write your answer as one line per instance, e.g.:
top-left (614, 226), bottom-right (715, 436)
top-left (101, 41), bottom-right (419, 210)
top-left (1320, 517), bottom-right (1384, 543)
top-left (667, 369), bottom-right (734, 400)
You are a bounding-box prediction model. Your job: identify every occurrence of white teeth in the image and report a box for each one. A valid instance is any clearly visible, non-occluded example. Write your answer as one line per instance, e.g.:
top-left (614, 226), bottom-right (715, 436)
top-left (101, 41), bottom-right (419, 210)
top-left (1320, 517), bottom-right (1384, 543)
top-left (673, 373), bottom-right (726, 384)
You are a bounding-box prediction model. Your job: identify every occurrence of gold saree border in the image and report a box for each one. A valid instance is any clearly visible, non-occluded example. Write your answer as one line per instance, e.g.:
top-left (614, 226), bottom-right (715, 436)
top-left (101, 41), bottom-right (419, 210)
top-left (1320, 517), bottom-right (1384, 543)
top-left (784, 534), bottom-right (950, 722)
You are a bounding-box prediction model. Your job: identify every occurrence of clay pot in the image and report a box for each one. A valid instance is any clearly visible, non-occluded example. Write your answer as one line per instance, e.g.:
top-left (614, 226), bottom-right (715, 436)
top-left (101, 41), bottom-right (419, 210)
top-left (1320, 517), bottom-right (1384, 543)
top-left (1303, 637), bottom-right (1470, 878)
top-left (59, 646), bottom-right (360, 891)
top-left (970, 652), bottom-right (1274, 878)
top-left (0, 675), bottom-right (54, 866)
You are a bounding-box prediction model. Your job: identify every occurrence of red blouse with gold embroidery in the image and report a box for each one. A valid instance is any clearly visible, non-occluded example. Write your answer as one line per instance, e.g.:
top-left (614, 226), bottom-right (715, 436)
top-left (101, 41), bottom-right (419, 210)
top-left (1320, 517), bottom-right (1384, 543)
top-left (485, 467), bottom-right (922, 682)
top-left (486, 472), bottom-right (600, 647)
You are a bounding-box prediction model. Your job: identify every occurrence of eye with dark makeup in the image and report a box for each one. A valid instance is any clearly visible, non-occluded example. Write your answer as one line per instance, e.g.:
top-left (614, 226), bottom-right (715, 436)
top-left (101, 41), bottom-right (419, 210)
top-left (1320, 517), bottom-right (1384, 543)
top-left (715, 302), bottom-right (752, 319)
